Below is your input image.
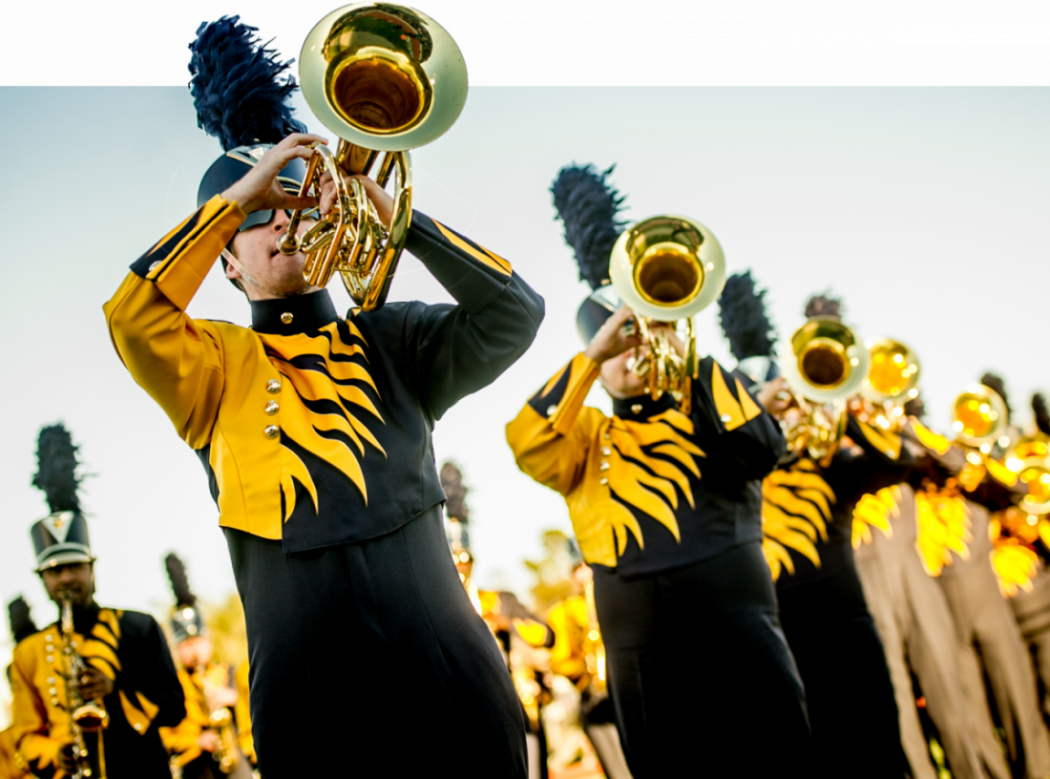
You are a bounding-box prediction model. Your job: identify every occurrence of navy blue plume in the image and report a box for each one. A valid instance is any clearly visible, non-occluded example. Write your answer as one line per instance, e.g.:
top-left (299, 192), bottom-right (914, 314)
top-left (32, 423), bottom-right (81, 514)
top-left (980, 372), bottom-right (1011, 418)
top-left (189, 16), bottom-right (304, 151)
top-left (718, 272), bottom-right (777, 361)
top-left (8, 596), bottom-right (38, 644)
top-left (551, 164), bottom-right (627, 290)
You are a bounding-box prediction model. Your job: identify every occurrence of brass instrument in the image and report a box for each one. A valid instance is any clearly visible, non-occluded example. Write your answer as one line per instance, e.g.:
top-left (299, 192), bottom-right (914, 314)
top-left (608, 215), bottom-right (727, 401)
top-left (192, 668), bottom-right (240, 775)
top-left (777, 317), bottom-right (871, 460)
top-left (856, 337), bottom-right (922, 432)
top-left (278, 2), bottom-right (468, 310)
top-left (582, 578), bottom-right (606, 693)
top-left (1006, 434), bottom-right (1050, 515)
top-left (951, 384), bottom-right (1009, 451)
top-left (60, 596), bottom-right (108, 779)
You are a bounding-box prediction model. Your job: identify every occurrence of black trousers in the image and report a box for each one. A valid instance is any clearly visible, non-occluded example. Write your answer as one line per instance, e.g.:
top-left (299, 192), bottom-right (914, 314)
top-left (225, 507), bottom-right (526, 778)
top-left (777, 563), bottom-right (906, 779)
top-left (593, 542), bottom-right (814, 778)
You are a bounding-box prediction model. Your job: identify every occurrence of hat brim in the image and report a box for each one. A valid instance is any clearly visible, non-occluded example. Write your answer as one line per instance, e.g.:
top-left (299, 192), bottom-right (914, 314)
top-left (36, 550), bottom-right (94, 573)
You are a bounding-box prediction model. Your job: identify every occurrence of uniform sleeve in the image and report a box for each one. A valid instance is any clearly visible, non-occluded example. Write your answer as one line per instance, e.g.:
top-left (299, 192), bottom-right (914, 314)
top-left (102, 196), bottom-right (246, 449)
top-left (402, 212), bottom-right (545, 420)
top-left (10, 647), bottom-right (62, 778)
top-left (506, 353), bottom-right (603, 496)
top-left (114, 614), bottom-right (186, 734)
top-left (159, 671), bottom-right (203, 765)
top-left (692, 357), bottom-right (786, 480)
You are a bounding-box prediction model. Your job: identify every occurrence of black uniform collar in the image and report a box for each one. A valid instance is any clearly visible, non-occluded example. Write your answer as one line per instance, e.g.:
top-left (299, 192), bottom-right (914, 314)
top-left (52, 602), bottom-right (101, 635)
top-left (250, 290), bottom-right (338, 335)
top-left (612, 393), bottom-right (677, 420)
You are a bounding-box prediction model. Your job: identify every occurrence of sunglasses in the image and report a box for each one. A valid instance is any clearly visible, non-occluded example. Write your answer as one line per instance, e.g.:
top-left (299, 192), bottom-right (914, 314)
top-left (238, 206), bottom-right (322, 232)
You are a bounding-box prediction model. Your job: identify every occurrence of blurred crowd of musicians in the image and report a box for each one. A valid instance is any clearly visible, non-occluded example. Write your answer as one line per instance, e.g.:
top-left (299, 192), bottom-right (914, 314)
top-left (5, 12), bottom-right (1050, 779)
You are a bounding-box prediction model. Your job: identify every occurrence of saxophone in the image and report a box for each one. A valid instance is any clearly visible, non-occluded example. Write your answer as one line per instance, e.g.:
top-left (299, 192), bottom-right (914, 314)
top-left (59, 596), bottom-right (109, 779)
top-left (192, 667), bottom-right (239, 775)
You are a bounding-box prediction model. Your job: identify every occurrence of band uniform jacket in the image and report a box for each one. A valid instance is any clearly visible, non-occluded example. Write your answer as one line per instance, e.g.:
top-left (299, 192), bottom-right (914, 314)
top-left (103, 196), bottom-right (543, 551)
top-left (9, 606), bottom-right (185, 779)
top-left (506, 353), bottom-right (786, 577)
top-left (763, 416), bottom-right (914, 588)
top-left (160, 663), bottom-right (252, 779)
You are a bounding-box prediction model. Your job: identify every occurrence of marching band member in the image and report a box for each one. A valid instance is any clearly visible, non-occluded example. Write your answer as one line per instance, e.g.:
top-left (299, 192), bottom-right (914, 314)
top-left (103, 19), bottom-right (543, 777)
top-left (1007, 394), bottom-right (1050, 722)
top-left (934, 375), bottom-right (1050, 778)
top-left (724, 286), bottom-right (907, 779)
top-left (855, 399), bottom-right (1007, 779)
top-left (159, 554), bottom-right (252, 779)
top-left (507, 164), bottom-right (812, 778)
top-left (9, 424), bottom-right (185, 778)
top-left (2, 598), bottom-right (38, 779)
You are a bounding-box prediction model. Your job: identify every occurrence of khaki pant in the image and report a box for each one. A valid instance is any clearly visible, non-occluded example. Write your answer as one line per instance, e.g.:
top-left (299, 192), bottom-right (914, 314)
top-left (1012, 562), bottom-right (1050, 724)
top-left (938, 502), bottom-right (1050, 779)
top-left (855, 483), bottom-right (1002, 779)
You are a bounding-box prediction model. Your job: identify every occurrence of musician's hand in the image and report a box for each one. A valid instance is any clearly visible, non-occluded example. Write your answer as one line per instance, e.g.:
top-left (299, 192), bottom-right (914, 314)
top-left (197, 730), bottom-right (220, 753)
top-left (78, 667), bottom-right (114, 701)
top-left (206, 686), bottom-right (238, 711)
top-left (585, 306), bottom-right (644, 364)
top-left (222, 133), bottom-right (328, 216)
top-left (57, 743), bottom-right (78, 773)
top-left (351, 175), bottom-right (395, 228)
top-left (757, 377), bottom-right (793, 418)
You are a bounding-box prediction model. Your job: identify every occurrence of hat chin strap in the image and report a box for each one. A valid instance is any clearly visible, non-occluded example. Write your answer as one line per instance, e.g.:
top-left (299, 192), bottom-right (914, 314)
top-left (221, 249), bottom-right (314, 299)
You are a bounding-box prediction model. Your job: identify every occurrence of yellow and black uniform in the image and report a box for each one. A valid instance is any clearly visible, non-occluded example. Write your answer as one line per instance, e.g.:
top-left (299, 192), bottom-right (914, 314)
top-left (161, 663), bottom-right (252, 779)
top-left (232, 664), bottom-right (253, 769)
top-left (104, 197), bottom-right (543, 776)
top-left (9, 605), bottom-right (185, 779)
top-left (0, 725), bottom-right (29, 779)
top-left (508, 353), bottom-right (812, 778)
top-left (763, 416), bottom-right (912, 779)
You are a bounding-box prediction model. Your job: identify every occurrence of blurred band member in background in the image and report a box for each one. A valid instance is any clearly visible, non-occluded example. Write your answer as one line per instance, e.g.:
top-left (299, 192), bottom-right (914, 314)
top-left (160, 554), bottom-right (253, 779)
top-left (10, 424), bottom-right (185, 779)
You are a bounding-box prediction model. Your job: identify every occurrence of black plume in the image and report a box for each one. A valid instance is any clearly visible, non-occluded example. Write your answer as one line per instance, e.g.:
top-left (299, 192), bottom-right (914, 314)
top-left (439, 461), bottom-right (469, 523)
top-left (32, 424), bottom-right (81, 514)
top-left (8, 596), bottom-right (38, 643)
top-left (551, 164), bottom-right (627, 290)
top-left (903, 394), bottom-right (927, 420)
top-left (804, 294), bottom-right (843, 320)
top-left (980, 372), bottom-right (1011, 418)
top-left (718, 272), bottom-right (777, 361)
top-left (1033, 394), bottom-right (1050, 436)
top-left (165, 553), bottom-right (198, 608)
top-left (189, 16), bottom-right (304, 151)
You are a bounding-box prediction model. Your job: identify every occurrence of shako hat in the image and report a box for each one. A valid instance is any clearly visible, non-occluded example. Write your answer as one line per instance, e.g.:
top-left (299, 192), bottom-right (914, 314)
top-left (30, 424), bottom-right (94, 573)
top-left (165, 553), bottom-right (207, 643)
top-left (190, 16), bottom-right (309, 230)
top-left (550, 164), bottom-right (628, 344)
top-left (717, 271), bottom-right (779, 385)
top-left (440, 461), bottom-right (473, 564)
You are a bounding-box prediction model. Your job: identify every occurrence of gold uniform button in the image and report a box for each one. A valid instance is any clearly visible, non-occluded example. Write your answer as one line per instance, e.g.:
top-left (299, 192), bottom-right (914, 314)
top-left (264, 425), bottom-right (280, 439)
top-left (267, 379), bottom-right (282, 393)
top-left (602, 447), bottom-right (612, 456)
top-left (600, 477), bottom-right (609, 486)
top-left (280, 312), bottom-right (294, 324)
top-left (720, 414), bottom-right (733, 423)
top-left (148, 260), bottom-right (161, 272)
top-left (547, 404), bottom-right (558, 416)
top-left (600, 462), bottom-right (610, 472)
top-left (631, 404), bottom-right (643, 415)
top-left (265, 401), bottom-right (279, 415)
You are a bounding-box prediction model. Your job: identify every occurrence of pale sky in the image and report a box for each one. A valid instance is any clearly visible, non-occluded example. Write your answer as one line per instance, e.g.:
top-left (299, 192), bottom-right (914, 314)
top-left (2, 87), bottom-right (1049, 716)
